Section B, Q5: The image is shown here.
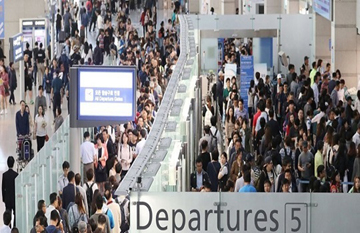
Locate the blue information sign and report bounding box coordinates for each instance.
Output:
[0,0,4,39]
[313,0,331,21]
[9,33,23,63]
[77,67,137,122]
[240,56,254,110]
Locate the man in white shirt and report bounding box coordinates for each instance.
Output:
[0,211,11,233]
[96,10,104,31]
[57,161,70,196]
[135,129,147,156]
[81,131,96,182]
[105,189,121,233]
[311,73,320,107]
[45,193,61,226]
[352,124,360,147]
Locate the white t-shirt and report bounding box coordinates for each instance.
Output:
[136,138,146,155]
[0,225,11,233]
[35,114,47,137]
[81,140,96,164]
[83,181,99,194]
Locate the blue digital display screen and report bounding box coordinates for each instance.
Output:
[77,67,136,122]
[313,0,332,21]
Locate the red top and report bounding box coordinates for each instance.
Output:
[253,110,261,128]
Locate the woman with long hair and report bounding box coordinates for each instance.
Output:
[68,192,88,228]
[118,132,132,179]
[225,106,235,146]
[316,117,326,144]
[348,176,360,193]
[330,170,342,193]
[0,65,9,114]
[94,134,108,193]
[34,105,47,152]
[352,144,360,182]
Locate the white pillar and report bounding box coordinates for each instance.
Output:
[286,0,299,14]
[221,0,236,15]
[265,0,282,14]
[313,13,331,63]
[331,0,358,88]
[70,128,81,174]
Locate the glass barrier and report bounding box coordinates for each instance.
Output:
[15,116,71,233]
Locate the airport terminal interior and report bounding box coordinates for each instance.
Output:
[0,0,360,232]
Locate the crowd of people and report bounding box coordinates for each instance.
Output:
[5,0,183,232]
[194,38,360,194]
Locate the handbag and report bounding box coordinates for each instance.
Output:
[45,134,49,142]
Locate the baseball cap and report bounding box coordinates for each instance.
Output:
[277,74,282,79]
[78,221,87,232]
[218,71,224,76]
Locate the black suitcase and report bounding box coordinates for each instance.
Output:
[59,31,66,43]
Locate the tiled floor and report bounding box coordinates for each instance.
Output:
[0,8,173,226]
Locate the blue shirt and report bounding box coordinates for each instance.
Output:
[45,225,61,233]
[15,110,29,136]
[196,172,203,190]
[52,78,63,94]
[239,184,257,193]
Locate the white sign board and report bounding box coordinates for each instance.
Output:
[131,192,360,232]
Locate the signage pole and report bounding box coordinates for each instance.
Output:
[19,60,24,102]
[50,19,54,60]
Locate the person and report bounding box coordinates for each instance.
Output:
[55,9,62,41]
[218,152,229,191]
[314,140,324,177]
[93,214,107,233]
[51,70,62,119]
[45,193,61,226]
[23,54,34,104]
[56,197,70,233]
[75,173,89,215]
[57,161,70,196]
[1,157,18,223]
[62,171,79,210]
[135,129,146,156]
[118,132,132,179]
[43,66,52,108]
[330,81,340,107]
[36,43,46,86]
[239,170,257,192]
[0,65,10,114]
[78,221,87,233]
[32,200,46,227]
[104,188,121,233]
[95,134,108,193]
[90,195,111,233]
[54,108,64,132]
[348,176,360,193]
[352,144,360,182]
[83,169,99,216]
[68,192,87,230]
[352,123,360,148]
[298,141,314,192]
[34,85,47,115]
[281,179,290,193]
[30,216,47,233]
[330,170,342,193]
[34,105,47,152]
[8,62,17,105]
[0,211,11,233]
[216,71,224,116]
[317,165,326,182]
[225,106,235,146]
[46,210,61,233]
[198,140,211,172]
[81,131,96,183]
[206,150,221,192]
[190,157,211,192]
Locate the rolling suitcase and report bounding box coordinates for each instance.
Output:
[59,31,66,43]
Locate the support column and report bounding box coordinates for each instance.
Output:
[331,0,358,88]
[265,0,282,14]
[286,0,299,14]
[70,128,81,174]
[313,13,331,63]
[221,0,236,15]
[189,0,200,13]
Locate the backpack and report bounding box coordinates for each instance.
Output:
[70,205,87,233]
[85,182,95,214]
[115,198,130,232]
[209,129,218,152]
[326,147,337,178]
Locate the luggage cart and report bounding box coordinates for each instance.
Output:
[16,134,34,173]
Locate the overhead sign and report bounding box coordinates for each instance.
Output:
[9,33,24,63]
[131,192,360,233]
[240,55,254,109]
[313,0,332,20]
[0,0,4,39]
[70,66,137,128]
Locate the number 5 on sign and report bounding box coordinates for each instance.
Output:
[284,203,308,233]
